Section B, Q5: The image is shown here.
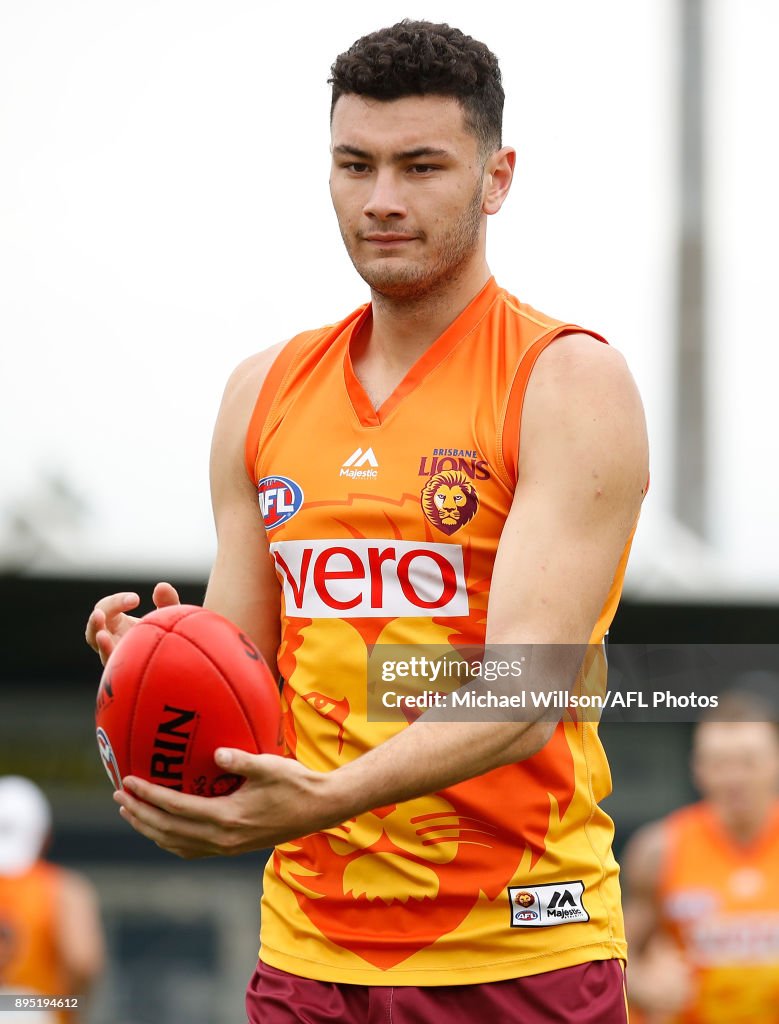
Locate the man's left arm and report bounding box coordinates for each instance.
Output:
[115,334,648,856]
[320,333,649,807]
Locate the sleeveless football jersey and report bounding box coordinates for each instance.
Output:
[657,801,779,1023]
[245,276,637,984]
[0,862,71,1024]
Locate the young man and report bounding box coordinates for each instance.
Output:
[86,20,648,1022]
[623,695,779,1023]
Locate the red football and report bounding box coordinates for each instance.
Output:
[95,605,282,796]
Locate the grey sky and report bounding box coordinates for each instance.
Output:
[1,1,776,598]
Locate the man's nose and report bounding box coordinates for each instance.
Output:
[362,169,407,220]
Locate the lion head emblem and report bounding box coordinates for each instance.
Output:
[421,470,479,535]
[514,890,535,908]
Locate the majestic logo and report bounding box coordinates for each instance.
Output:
[421,470,479,535]
[270,538,468,618]
[257,475,304,530]
[341,448,378,479]
[96,727,123,790]
[508,881,589,928]
[547,890,579,916]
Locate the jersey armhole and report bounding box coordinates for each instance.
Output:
[243,334,313,485]
[497,326,608,491]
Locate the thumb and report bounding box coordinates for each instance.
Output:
[153,581,180,608]
[214,747,278,776]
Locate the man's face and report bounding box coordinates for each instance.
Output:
[329,94,488,301]
[692,721,779,819]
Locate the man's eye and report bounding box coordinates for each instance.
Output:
[345,163,370,173]
[409,164,437,174]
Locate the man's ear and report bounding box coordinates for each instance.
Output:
[483,146,516,215]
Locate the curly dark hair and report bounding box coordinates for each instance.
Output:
[329,20,503,155]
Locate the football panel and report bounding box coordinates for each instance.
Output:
[129,631,259,794]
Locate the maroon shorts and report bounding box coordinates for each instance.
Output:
[246,958,627,1023]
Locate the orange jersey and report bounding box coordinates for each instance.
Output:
[245,277,636,984]
[656,801,779,1023]
[0,862,71,1024]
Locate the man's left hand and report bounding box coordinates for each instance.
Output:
[113,749,336,858]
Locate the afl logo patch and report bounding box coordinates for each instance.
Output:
[258,475,304,530]
[96,727,123,790]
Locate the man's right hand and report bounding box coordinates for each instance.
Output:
[85,582,180,666]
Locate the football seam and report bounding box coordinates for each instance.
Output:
[128,625,177,777]
[171,628,263,757]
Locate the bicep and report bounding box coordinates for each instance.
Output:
[204,492,281,673]
[205,346,285,671]
[487,337,648,645]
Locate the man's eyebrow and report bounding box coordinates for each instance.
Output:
[332,144,451,162]
[395,146,451,160]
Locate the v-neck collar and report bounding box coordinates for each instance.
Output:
[343,276,500,428]
[703,800,779,860]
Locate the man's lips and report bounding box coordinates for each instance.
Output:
[362,234,419,245]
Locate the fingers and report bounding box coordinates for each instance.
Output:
[153,581,181,608]
[114,787,221,857]
[85,608,106,651]
[85,593,138,653]
[115,779,231,858]
[86,589,177,662]
[98,592,140,617]
[119,777,217,822]
[95,628,116,667]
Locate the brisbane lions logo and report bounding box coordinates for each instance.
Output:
[514,890,535,908]
[420,470,479,535]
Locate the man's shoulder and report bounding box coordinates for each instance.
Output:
[624,802,706,878]
[496,288,572,333]
[622,817,671,895]
[494,288,618,371]
[521,331,647,466]
[230,302,370,396]
[220,342,288,417]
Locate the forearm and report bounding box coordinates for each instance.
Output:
[322,642,582,825]
[325,714,551,825]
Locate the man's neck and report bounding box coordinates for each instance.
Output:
[366,260,492,371]
[713,800,776,846]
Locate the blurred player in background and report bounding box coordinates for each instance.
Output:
[1,921,54,1022]
[623,692,779,1023]
[86,19,648,1023]
[0,776,105,1024]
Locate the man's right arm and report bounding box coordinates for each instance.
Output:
[55,869,106,999]
[203,343,286,672]
[622,820,694,1015]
